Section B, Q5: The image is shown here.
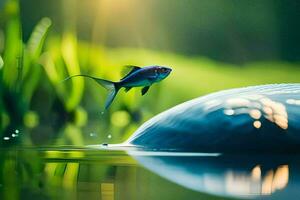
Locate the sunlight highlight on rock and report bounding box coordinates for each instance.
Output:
[204,99,222,111]
[225,95,288,130]
[226,98,251,107]
[263,106,273,115]
[286,99,300,106]
[253,121,261,129]
[224,109,234,116]
[250,109,262,119]
[260,98,288,130]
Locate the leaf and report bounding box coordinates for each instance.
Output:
[21,18,52,103]
[2,3,21,89]
[27,17,52,60]
[61,32,84,111]
[0,55,3,69]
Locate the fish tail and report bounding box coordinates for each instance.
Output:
[62,74,120,109]
[93,78,121,110]
[104,86,119,109]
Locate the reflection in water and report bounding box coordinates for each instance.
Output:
[262,170,274,195]
[130,152,299,199]
[0,149,134,200]
[251,165,261,180]
[273,165,289,191]
[101,183,114,200]
[1,148,300,200]
[225,164,288,196]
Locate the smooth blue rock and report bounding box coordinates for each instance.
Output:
[125,84,300,153]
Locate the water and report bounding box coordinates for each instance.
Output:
[1,147,300,200]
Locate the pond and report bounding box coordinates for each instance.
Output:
[0,146,299,200]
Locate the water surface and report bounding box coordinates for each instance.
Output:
[1,147,299,200]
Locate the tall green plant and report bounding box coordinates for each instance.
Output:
[21,17,51,103]
[41,33,84,112]
[0,0,53,145]
[1,0,21,91]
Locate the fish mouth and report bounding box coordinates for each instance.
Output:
[158,66,172,76]
[166,67,172,74]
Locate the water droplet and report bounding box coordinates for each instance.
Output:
[89,132,97,137]
[107,134,112,139]
[3,137,10,141]
[12,133,18,137]
[101,111,105,115]
[15,129,19,134]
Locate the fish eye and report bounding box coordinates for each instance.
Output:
[159,68,166,73]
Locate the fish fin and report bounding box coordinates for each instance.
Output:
[104,86,119,110]
[62,74,114,90]
[61,74,119,109]
[141,86,150,96]
[121,65,141,80]
[93,79,120,110]
[125,87,132,92]
[124,65,141,71]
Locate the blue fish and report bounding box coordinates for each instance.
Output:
[64,65,172,109]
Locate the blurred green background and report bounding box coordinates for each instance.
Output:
[0,0,300,147]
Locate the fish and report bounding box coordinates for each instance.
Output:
[63,65,172,110]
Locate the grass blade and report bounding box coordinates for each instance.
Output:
[27,17,52,60]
